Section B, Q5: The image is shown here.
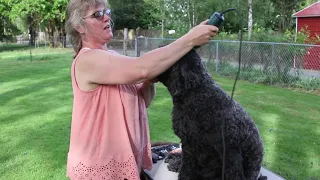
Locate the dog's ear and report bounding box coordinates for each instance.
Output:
[155,43,170,85]
[181,50,203,85]
[180,64,202,89]
[158,44,169,48]
[173,88,182,96]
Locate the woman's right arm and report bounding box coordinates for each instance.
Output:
[76,21,218,85]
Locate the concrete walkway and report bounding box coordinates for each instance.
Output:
[145,160,286,180]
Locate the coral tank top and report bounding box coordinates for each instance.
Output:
[66,48,152,180]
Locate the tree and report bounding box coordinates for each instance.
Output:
[248,0,253,40]
[270,0,305,32]
[3,0,46,46]
[144,0,167,37]
[40,0,68,47]
[1,0,68,47]
[0,0,21,42]
[1,0,317,46]
[109,0,158,30]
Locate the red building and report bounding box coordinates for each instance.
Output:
[293,1,320,39]
[293,1,320,70]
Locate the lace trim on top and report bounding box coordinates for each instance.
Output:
[68,144,152,180]
[68,155,139,180]
[133,143,153,171]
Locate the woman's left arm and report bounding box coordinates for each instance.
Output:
[139,80,156,108]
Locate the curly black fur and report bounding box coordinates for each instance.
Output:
[151,143,180,163]
[164,151,267,180]
[156,48,266,180]
[165,152,183,172]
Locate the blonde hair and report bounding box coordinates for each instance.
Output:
[65,0,109,57]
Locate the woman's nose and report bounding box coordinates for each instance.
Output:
[103,13,110,22]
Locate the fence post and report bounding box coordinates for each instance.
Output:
[29,36,33,62]
[271,43,275,85]
[135,37,140,57]
[145,37,148,51]
[215,42,220,73]
[123,28,128,55]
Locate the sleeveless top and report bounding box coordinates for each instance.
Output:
[66,48,153,180]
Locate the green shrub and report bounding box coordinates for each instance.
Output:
[206,60,320,91]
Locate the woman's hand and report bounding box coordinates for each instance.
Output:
[145,78,158,84]
[185,19,219,47]
[139,79,157,108]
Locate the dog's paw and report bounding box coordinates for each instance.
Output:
[158,44,169,48]
[165,151,182,163]
[258,174,268,180]
[164,152,183,173]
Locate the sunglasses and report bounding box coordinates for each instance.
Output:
[83,9,111,20]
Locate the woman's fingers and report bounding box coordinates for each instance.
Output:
[208,25,219,33]
[200,19,209,25]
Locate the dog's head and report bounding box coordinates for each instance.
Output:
[156,46,209,96]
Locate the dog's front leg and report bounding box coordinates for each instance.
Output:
[223,146,246,180]
[178,146,198,180]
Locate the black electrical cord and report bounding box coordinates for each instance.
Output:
[218,8,244,180]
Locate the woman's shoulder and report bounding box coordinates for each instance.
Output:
[107,49,120,55]
[75,48,115,61]
[79,49,120,58]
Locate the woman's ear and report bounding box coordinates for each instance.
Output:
[75,24,85,34]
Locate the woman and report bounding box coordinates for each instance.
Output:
[65,0,218,179]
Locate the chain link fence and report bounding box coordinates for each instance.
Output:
[134,37,320,91]
[3,35,318,91]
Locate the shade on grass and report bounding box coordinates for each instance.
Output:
[0,47,319,180]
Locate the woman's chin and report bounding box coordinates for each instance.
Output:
[106,34,113,41]
[104,31,113,39]
[101,33,113,41]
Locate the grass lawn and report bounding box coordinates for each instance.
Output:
[0,46,319,180]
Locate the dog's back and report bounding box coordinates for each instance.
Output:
[157,48,265,180]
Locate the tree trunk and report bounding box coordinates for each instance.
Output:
[59,7,67,48]
[57,20,66,48]
[161,19,164,38]
[187,0,191,29]
[161,0,165,38]
[46,22,55,48]
[28,26,37,46]
[191,0,195,27]
[248,0,253,40]
[62,24,66,48]
[27,15,36,46]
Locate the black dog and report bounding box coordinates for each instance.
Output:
[156,48,265,180]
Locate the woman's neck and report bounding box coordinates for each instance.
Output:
[82,40,107,50]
